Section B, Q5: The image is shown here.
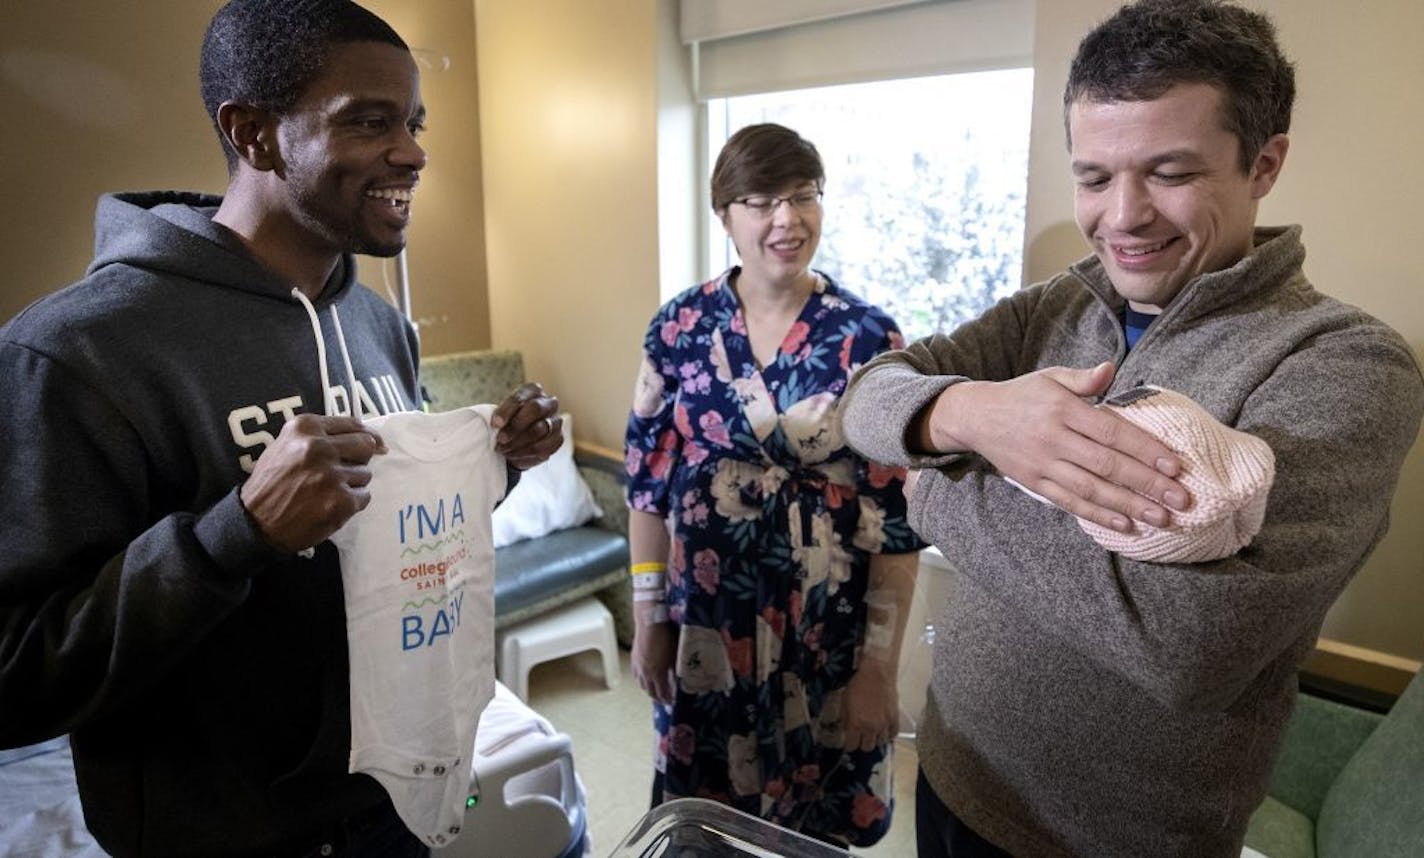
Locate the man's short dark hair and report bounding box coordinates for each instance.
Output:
[200,0,408,172]
[1064,0,1295,172]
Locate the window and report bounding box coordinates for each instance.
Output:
[705,68,1033,341]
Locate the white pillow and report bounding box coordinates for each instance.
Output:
[491,413,603,548]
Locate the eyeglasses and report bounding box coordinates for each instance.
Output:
[731,189,823,217]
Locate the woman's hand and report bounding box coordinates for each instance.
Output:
[841,660,899,752]
[632,620,678,705]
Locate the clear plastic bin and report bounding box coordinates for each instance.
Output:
[606,797,854,857]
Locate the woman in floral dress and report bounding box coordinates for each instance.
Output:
[624,123,923,847]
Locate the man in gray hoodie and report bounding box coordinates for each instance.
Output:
[839,1,1424,856]
[0,1,561,856]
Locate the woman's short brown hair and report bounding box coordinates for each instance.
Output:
[710,123,825,212]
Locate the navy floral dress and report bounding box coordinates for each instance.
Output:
[624,268,922,846]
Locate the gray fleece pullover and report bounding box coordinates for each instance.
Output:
[839,226,1423,857]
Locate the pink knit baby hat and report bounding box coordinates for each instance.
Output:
[1079,386,1275,563]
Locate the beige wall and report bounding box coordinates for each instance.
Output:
[657,0,702,304]
[474,0,662,449]
[1026,0,1424,661]
[1,0,492,355]
[361,0,490,354]
[0,1,228,320]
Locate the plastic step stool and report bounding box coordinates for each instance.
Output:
[495,597,620,701]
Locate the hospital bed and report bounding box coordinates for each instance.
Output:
[0,681,587,858]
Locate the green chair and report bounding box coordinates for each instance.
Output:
[1244,669,1424,857]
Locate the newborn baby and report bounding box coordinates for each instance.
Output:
[1076,386,1275,563]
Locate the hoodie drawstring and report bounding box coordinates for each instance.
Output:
[330,302,358,416]
[291,288,358,418]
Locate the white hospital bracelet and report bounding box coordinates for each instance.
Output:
[631,571,666,591]
[862,590,898,656]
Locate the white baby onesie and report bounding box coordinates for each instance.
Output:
[329,405,506,848]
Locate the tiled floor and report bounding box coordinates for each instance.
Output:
[526,648,922,857]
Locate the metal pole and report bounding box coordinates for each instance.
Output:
[395,247,413,322]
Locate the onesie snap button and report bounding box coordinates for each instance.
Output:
[412,763,425,775]
[433,764,446,776]
[318,845,334,856]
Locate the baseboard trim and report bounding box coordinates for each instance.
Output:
[1302,637,1420,700]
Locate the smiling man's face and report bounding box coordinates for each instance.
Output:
[1069,82,1286,311]
[275,40,427,259]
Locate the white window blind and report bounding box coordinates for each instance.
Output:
[681,0,1034,100]
[679,0,932,43]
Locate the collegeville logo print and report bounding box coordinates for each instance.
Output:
[397,492,468,652]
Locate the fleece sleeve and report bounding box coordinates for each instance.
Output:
[840,286,1039,468]
[906,323,1424,712]
[0,342,275,745]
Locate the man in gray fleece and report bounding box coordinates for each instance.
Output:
[839,1,1424,856]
